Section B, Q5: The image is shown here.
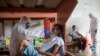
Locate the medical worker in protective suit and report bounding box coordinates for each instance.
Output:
[89,13,98,51]
[9,16,41,56]
[9,16,65,56]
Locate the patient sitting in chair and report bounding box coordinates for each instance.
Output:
[21,24,65,56]
[69,25,86,52]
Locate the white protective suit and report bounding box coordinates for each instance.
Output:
[89,13,98,45]
[9,16,39,56]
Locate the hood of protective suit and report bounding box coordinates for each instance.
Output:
[19,16,31,25]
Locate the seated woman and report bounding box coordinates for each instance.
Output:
[21,24,65,56]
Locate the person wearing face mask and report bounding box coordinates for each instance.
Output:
[22,24,65,56]
[38,24,65,56]
[9,16,40,56]
[22,23,65,56]
[9,16,64,56]
[9,16,66,56]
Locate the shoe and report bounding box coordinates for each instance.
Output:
[90,45,96,52]
[92,48,96,52]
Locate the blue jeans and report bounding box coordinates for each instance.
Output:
[24,44,42,56]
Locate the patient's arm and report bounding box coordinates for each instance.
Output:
[37,44,59,56]
[51,44,60,55]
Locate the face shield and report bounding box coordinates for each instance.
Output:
[19,16,31,29]
[25,22,31,29]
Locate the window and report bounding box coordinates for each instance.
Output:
[4,20,13,38]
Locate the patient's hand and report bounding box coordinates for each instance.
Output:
[36,47,42,52]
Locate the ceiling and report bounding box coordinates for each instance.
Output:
[0,0,62,8]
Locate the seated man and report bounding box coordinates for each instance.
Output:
[69,25,86,51]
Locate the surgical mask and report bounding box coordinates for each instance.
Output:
[50,33,55,38]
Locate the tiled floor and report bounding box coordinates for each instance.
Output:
[69,41,100,56]
[1,40,100,56]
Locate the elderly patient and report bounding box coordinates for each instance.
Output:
[9,16,65,56]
